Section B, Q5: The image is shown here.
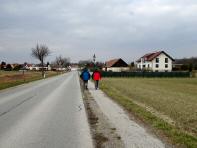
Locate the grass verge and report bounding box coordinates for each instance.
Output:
[100,79,197,148]
[0,71,60,90]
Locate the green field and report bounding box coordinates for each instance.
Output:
[0,70,59,90]
[100,78,197,147]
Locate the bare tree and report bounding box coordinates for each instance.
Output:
[63,57,70,67]
[56,56,70,68]
[55,56,65,70]
[54,56,71,72]
[31,44,50,77]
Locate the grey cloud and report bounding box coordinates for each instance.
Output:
[0,0,197,63]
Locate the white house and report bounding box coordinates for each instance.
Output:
[27,64,51,71]
[136,51,174,72]
[103,58,129,72]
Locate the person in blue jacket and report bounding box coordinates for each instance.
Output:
[80,67,91,90]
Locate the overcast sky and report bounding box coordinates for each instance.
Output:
[0,0,197,63]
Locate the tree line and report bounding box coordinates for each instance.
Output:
[174,57,197,71]
[78,60,104,71]
[0,44,71,78]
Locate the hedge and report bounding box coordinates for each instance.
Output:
[101,71,190,78]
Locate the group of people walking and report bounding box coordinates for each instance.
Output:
[80,68,101,90]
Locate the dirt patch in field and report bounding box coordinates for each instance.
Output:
[0,71,56,83]
[0,74,26,83]
[0,71,40,80]
[82,89,124,148]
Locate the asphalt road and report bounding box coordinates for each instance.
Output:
[0,71,93,148]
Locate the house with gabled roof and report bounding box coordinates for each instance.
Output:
[103,58,129,72]
[26,64,51,71]
[136,51,174,72]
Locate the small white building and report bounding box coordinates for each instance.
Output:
[28,64,51,71]
[103,58,129,72]
[136,51,174,72]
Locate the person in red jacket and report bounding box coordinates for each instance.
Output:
[92,69,102,90]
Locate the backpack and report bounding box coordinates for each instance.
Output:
[93,71,101,80]
[82,71,90,81]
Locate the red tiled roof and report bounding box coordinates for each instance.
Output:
[105,59,120,68]
[105,58,128,68]
[136,51,174,62]
[27,64,33,67]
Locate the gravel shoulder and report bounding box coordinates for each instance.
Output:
[81,83,124,148]
[87,81,171,148]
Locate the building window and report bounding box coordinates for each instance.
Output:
[165,64,168,68]
[147,64,150,68]
[165,58,168,63]
[156,58,159,63]
[143,65,146,68]
[156,64,159,68]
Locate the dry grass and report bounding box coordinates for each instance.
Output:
[100,78,197,147]
[0,70,59,90]
[101,78,197,135]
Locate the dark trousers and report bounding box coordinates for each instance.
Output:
[95,80,99,89]
[83,80,88,90]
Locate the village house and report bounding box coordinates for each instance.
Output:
[136,51,174,72]
[12,63,20,68]
[103,58,129,72]
[27,64,51,71]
